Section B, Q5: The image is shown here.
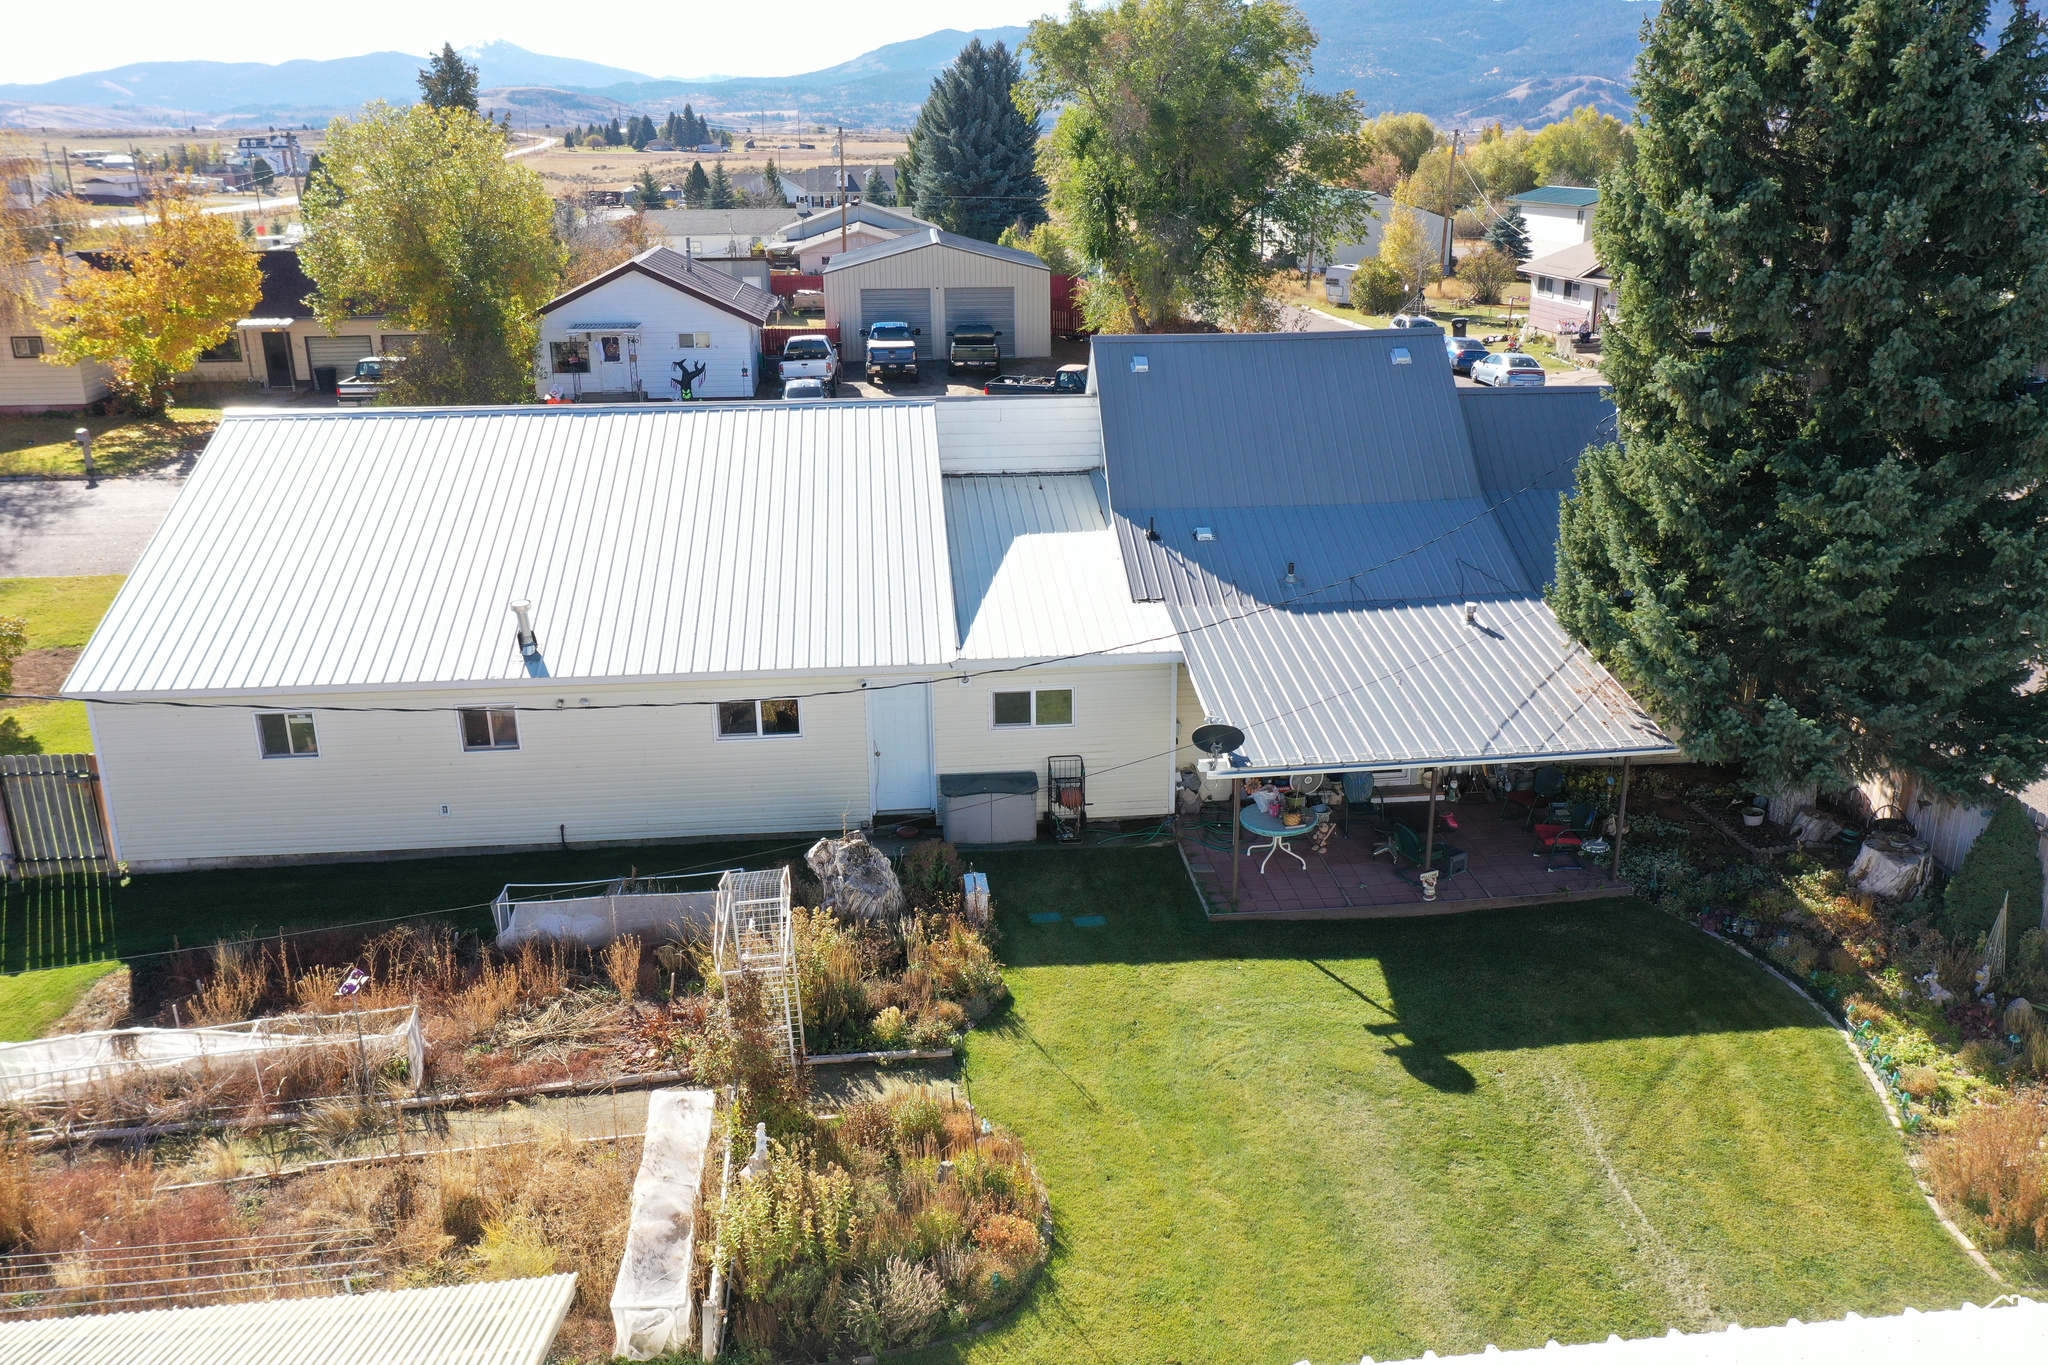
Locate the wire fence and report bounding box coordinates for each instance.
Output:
[0,1227,382,1317]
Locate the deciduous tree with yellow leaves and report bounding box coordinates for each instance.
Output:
[40,192,260,415]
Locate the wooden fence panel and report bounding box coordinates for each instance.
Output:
[0,754,111,878]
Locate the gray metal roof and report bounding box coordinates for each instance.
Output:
[943,473,1176,661]
[641,208,792,240]
[820,228,1048,275]
[67,404,955,695]
[1512,185,1602,207]
[541,247,777,325]
[780,205,935,243]
[0,1274,576,1365]
[1462,388,1616,588]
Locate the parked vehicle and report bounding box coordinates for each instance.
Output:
[1471,352,1547,387]
[778,334,839,395]
[1443,338,1490,375]
[1389,313,1441,331]
[1323,264,1356,307]
[862,321,921,383]
[947,324,1002,377]
[783,377,827,401]
[336,355,403,406]
[983,365,1087,396]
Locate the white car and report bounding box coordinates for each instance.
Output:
[783,377,828,401]
[1471,352,1547,387]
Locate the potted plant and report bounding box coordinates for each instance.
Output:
[1283,792,1306,827]
[1743,806,1766,827]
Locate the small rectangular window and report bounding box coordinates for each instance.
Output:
[257,711,318,757]
[1537,277,1556,297]
[992,689,1073,728]
[198,335,241,362]
[9,336,43,359]
[718,698,801,739]
[550,339,590,374]
[678,332,712,348]
[459,706,519,750]
[1564,280,1582,300]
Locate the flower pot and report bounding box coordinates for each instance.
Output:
[1742,809,1765,827]
[1282,811,1303,827]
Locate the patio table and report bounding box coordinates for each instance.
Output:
[1241,807,1323,872]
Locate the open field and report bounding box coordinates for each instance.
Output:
[928,848,1993,1364]
[520,128,907,195]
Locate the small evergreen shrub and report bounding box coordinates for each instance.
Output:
[1941,799,2042,947]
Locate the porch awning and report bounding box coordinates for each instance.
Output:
[564,321,641,331]
[1171,593,1677,776]
[236,317,296,328]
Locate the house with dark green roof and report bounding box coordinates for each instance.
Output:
[1508,185,1600,259]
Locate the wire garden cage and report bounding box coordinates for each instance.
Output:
[711,866,804,1069]
[1048,756,1086,842]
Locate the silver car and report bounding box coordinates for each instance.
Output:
[1471,352,1547,387]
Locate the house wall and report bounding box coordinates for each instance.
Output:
[1525,275,1599,335]
[0,339,109,412]
[537,273,762,400]
[209,321,400,388]
[1518,202,1596,260]
[1323,196,1447,267]
[88,676,878,870]
[931,662,1179,819]
[825,248,1052,361]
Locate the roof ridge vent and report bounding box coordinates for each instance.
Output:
[510,599,549,678]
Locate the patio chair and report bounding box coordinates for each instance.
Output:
[1389,821,1466,882]
[1341,771,1394,858]
[1500,766,1565,826]
[1531,803,1601,870]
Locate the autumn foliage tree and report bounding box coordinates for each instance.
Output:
[41,192,260,414]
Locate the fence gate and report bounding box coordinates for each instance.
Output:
[0,754,111,878]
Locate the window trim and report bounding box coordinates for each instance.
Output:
[990,688,1076,730]
[716,697,804,740]
[458,705,521,752]
[255,711,319,759]
[677,332,712,348]
[549,339,590,374]
[9,336,44,360]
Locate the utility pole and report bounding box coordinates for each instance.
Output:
[838,125,848,256]
[1438,127,1463,281]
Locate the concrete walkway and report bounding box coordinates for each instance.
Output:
[0,475,186,577]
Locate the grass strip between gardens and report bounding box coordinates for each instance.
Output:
[914,846,1995,1365]
[0,959,118,1041]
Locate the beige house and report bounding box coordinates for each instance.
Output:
[823,229,1051,363]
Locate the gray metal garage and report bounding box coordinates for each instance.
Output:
[823,228,1051,362]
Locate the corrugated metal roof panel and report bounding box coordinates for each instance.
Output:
[0,1273,576,1365]
[944,474,1176,660]
[820,227,1049,274]
[67,404,954,695]
[1460,387,1614,493]
[1171,595,1675,772]
[1511,186,1602,207]
[1090,332,1481,509]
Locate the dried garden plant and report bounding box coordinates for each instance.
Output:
[192,939,267,1024]
[603,935,644,1002]
[1924,1091,2048,1248]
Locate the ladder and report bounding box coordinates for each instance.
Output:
[712,868,803,1069]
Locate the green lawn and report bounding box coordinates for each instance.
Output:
[0,959,118,1040]
[927,848,1993,1364]
[0,405,224,477]
[0,575,124,756]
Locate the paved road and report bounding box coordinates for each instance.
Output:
[0,477,186,577]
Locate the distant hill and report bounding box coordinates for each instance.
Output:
[0,9,1661,132]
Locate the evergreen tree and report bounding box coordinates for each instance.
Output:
[417,43,479,112]
[1554,0,2048,796]
[633,167,667,208]
[760,159,785,206]
[663,112,681,144]
[628,116,649,151]
[606,118,624,146]
[568,124,582,147]
[1483,205,1530,261]
[682,105,703,144]
[907,38,1045,241]
[684,162,711,208]
[708,162,736,209]
[866,167,896,207]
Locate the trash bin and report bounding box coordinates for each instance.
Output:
[939,772,1040,844]
[313,365,339,394]
[1451,317,1467,337]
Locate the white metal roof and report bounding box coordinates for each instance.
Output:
[1369,1297,2044,1364]
[0,1273,577,1365]
[67,404,955,695]
[943,474,1176,662]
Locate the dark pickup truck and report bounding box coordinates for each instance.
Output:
[947,323,1002,377]
[983,365,1087,396]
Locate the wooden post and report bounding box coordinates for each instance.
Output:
[1229,778,1241,912]
[1611,758,1632,878]
[1422,767,1438,871]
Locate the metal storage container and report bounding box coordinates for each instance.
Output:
[939,771,1040,844]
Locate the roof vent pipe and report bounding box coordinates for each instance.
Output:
[510,600,550,678]
[1465,601,1478,625]
[1147,516,1159,542]
[1285,562,1298,584]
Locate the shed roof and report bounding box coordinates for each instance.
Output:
[779,204,934,243]
[820,228,1047,275]
[0,1274,576,1365]
[943,473,1176,661]
[1511,185,1602,208]
[1520,241,1605,283]
[541,246,777,325]
[67,403,955,696]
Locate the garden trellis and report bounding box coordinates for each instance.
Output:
[711,867,803,1068]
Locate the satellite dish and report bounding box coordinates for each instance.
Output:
[1191,723,1245,756]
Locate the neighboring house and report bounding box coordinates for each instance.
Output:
[536,245,778,400]
[190,248,405,392]
[67,330,1670,873]
[792,224,905,274]
[778,205,935,247]
[1,263,111,413]
[1520,242,1612,337]
[1509,186,1600,260]
[823,229,1050,362]
[641,208,793,261]
[748,164,899,209]
[1312,193,1447,268]
[72,175,148,205]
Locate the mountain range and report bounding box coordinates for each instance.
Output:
[0,3,1661,131]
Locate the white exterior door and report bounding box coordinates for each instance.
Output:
[868,681,934,813]
[595,334,630,391]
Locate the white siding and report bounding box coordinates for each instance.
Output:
[0,341,107,411]
[933,397,1103,473]
[931,662,1177,819]
[1325,195,1446,268]
[91,677,875,869]
[1519,203,1596,260]
[825,246,1051,360]
[537,273,762,400]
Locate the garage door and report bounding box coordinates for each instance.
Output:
[943,287,1017,357]
[858,288,934,358]
[305,334,375,379]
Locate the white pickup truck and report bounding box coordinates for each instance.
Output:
[777,334,840,396]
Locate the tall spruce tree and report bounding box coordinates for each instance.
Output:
[707,162,735,209]
[1483,206,1530,261]
[1554,0,2048,796]
[908,38,1046,241]
[683,162,711,207]
[417,43,479,112]
[761,160,785,205]
[867,167,896,207]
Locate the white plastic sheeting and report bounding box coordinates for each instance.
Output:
[495,890,719,951]
[0,1273,577,1365]
[0,1006,424,1105]
[610,1089,716,1360]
